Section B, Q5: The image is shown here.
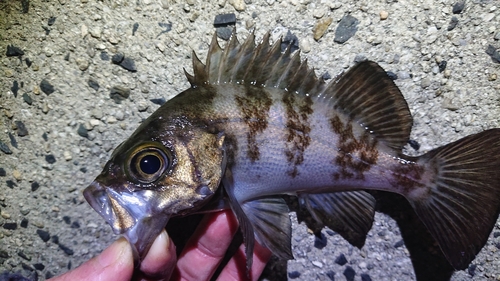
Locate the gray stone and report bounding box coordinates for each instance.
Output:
[334,15,359,44]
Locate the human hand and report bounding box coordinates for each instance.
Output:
[49,210,271,281]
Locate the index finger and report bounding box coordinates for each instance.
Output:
[172,210,239,281]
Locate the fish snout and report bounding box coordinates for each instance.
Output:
[83,181,170,262]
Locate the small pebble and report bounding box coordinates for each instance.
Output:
[361,273,373,281]
[326,270,335,281]
[281,31,299,53]
[132,23,139,36]
[0,141,12,154]
[468,264,477,276]
[448,16,459,31]
[314,232,327,249]
[110,86,131,103]
[40,79,55,95]
[394,239,405,248]
[33,263,45,271]
[408,139,420,150]
[45,154,56,164]
[48,17,56,26]
[63,151,72,161]
[12,170,21,181]
[9,133,18,148]
[334,15,359,44]
[335,253,348,265]
[313,17,333,41]
[228,0,245,11]
[214,13,236,27]
[63,216,71,224]
[3,222,18,230]
[486,45,500,63]
[452,1,465,14]
[343,266,356,281]
[119,57,137,72]
[312,260,323,268]
[58,243,74,255]
[489,73,497,81]
[379,11,388,20]
[11,81,19,97]
[15,121,29,136]
[6,180,17,188]
[1,210,11,219]
[216,27,233,41]
[6,45,24,57]
[77,124,89,138]
[151,98,166,105]
[22,93,33,105]
[438,60,447,72]
[17,251,30,261]
[288,271,300,279]
[20,218,28,228]
[88,78,100,91]
[36,229,50,242]
[421,77,431,88]
[31,181,40,192]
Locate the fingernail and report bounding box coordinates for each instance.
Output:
[99,237,131,268]
[148,230,169,257]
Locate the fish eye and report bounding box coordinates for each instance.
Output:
[128,146,170,183]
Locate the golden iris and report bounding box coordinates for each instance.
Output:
[128,144,170,183]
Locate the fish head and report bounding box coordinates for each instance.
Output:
[83,114,226,261]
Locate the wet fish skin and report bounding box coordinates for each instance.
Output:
[83,30,500,278]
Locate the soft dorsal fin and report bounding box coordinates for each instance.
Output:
[187,30,412,151]
[317,61,413,151]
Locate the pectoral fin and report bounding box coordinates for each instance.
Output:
[224,178,256,273]
[298,191,375,248]
[224,174,293,274]
[241,197,293,260]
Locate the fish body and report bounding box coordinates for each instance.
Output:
[84,31,500,276]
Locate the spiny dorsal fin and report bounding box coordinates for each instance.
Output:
[187,30,412,151]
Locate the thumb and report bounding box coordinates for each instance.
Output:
[49,237,134,281]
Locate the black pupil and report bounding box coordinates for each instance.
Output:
[139,154,162,175]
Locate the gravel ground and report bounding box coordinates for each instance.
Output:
[1,0,499,280]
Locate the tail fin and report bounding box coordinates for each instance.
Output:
[411,128,500,269]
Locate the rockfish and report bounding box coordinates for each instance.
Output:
[83,31,500,277]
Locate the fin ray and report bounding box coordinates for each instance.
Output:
[242,197,293,260]
[299,191,375,248]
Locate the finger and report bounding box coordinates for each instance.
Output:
[134,229,177,281]
[48,237,134,281]
[216,240,272,281]
[172,210,239,281]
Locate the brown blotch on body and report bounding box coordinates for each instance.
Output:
[282,92,314,178]
[235,86,273,162]
[330,115,379,181]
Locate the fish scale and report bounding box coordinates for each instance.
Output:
[83,30,500,280]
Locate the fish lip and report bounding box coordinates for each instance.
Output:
[83,182,122,234]
[83,181,170,261]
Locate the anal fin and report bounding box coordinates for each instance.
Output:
[298,191,376,248]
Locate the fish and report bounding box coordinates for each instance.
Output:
[83,30,500,278]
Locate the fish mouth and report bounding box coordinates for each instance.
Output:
[83,182,170,262]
